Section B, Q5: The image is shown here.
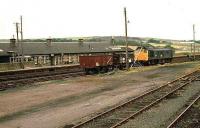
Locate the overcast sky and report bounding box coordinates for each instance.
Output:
[0,0,200,40]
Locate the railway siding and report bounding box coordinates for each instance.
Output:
[0,61,199,128]
[70,70,200,128]
[0,54,199,91]
[119,82,200,128]
[0,65,84,91]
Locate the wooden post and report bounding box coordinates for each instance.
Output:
[20,16,24,57]
[124,7,129,70]
[20,16,24,68]
[193,24,195,60]
[15,23,19,44]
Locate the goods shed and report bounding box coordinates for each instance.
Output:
[0,39,133,67]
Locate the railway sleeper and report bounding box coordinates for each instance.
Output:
[110,112,133,118]
[94,120,117,126]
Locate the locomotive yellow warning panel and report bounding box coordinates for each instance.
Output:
[134,49,148,61]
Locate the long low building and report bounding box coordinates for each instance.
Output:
[0,39,133,66]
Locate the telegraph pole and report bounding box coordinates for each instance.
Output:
[20,16,24,55]
[15,22,19,43]
[193,24,196,60]
[20,15,24,68]
[124,7,129,70]
[14,22,20,63]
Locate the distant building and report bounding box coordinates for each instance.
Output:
[179,41,194,44]
[0,38,133,66]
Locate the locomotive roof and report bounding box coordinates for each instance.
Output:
[147,48,172,51]
[136,46,172,51]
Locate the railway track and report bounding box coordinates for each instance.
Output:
[0,67,85,91]
[172,54,200,63]
[167,94,200,128]
[0,55,198,91]
[0,67,82,81]
[69,69,200,128]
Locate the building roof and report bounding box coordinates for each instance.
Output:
[0,41,133,56]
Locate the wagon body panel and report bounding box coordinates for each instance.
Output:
[79,55,113,69]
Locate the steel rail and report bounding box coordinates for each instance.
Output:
[167,94,200,128]
[0,68,82,81]
[0,70,85,90]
